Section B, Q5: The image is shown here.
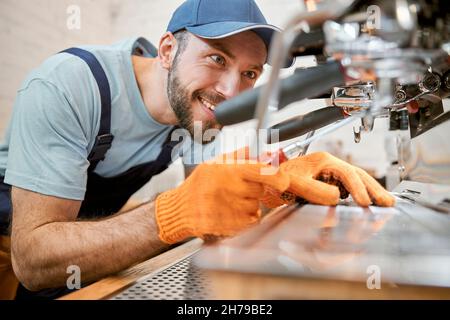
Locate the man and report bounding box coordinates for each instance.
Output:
[0,0,394,299]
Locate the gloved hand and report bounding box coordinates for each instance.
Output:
[261,152,395,208]
[155,162,290,244]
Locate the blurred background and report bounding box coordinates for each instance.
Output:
[0,0,416,200]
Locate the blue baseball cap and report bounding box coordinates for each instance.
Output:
[167,0,294,67]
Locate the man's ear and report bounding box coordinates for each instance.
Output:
[158,32,177,70]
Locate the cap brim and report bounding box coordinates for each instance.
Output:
[185,22,295,68]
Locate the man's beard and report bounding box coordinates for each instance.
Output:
[167,61,223,144]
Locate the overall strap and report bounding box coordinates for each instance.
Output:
[61,48,114,172]
[156,126,182,165]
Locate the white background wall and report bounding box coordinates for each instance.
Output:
[0,0,115,136]
[0,0,392,199]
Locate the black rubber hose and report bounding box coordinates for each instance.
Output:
[267,107,347,143]
[214,61,345,126]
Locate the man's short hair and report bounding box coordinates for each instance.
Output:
[173,30,190,58]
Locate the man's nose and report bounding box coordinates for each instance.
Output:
[215,71,241,100]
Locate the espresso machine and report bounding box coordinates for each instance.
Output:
[214,0,450,184]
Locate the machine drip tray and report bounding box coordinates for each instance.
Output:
[111,254,214,300]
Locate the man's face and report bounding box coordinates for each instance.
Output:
[167,31,267,140]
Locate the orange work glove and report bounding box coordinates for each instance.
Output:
[261,152,395,208]
[155,162,290,244]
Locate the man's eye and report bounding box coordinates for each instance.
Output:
[243,71,257,80]
[210,55,225,65]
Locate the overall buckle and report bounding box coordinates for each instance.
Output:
[88,134,115,162]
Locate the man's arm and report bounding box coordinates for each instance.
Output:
[10,187,169,291]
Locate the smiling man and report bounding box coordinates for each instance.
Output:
[0,0,394,300]
[140,29,266,136]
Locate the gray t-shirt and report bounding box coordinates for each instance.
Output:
[0,37,174,200]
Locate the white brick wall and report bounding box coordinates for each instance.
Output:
[0,0,114,137]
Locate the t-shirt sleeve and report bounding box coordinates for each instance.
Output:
[4,79,92,200]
